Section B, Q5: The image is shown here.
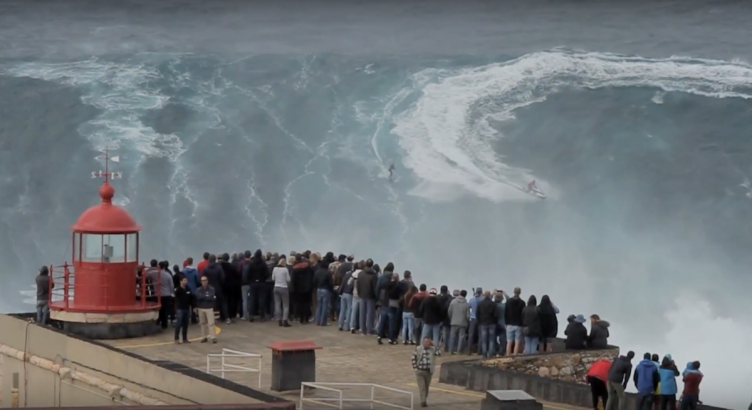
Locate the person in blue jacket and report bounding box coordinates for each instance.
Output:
[633,352,660,410]
[658,354,680,410]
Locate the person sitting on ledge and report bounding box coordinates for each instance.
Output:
[565,314,588,350]
[587,314,611,348]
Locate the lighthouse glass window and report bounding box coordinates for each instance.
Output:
[102,235,126,263]
[81,234,103,262]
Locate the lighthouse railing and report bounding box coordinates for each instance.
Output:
[48,262,74,309]
[48,262,162,311]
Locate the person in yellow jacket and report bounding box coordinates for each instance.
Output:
[651,354,661,410]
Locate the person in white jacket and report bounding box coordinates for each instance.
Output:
[348,262,363,333]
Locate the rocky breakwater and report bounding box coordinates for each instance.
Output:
[481,347,619,383]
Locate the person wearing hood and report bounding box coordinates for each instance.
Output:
[587,314,611,349]
[448,289,470,354]
[680,361,702,410]
[565,314,588,350]
[521,295,542,354]
[219,253,240,323]
[313,253,334,326]
[35,266,52,325]
[348,261,364,332]
[536,295,559,352]
[291,254,315,324]
[201,254,227,323]
[376,262,396,339]
[606,350,635,410]
[476,291,499,358]
[634,353,660,410]
[247,249,270,322]
[658,354,680,410]
[356,259,379,335]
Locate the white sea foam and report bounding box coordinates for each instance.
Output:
[392,49,752,203]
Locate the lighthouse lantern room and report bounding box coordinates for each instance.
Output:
[48,150,161,339]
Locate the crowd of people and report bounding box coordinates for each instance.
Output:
[586,351,703,410]
[34,248,714,409]
[134,249,613,357]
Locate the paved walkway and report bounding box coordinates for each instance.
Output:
[104,320,584,410]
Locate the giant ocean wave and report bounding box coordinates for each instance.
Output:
[1,49,751,408]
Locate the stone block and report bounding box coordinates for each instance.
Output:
[481,390,543,410]
[269,340,321,392]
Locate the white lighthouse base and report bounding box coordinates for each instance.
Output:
[51,310,160,339]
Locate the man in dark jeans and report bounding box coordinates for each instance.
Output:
[247,250,270,321]
[173,276,192,344]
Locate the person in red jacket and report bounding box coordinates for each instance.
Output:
[680,361,702,410]
[197,252,210,275]
[587,358,613,410]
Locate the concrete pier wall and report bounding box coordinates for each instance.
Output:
[0,313,292,408]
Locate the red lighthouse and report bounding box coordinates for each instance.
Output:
[48,150,162,339]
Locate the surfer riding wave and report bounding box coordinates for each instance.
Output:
[527,180,546,199]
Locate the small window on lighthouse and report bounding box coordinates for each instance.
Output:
[102,235,126,263]
[126,233,137,262]
[82,234,103,262]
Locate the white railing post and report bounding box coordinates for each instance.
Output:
[339,389,343,410]
[370,384,375,409]
[300,384,305,410]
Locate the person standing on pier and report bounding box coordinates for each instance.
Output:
[195,276,218,344]
[411,337,437,408]
[173,276,192,344]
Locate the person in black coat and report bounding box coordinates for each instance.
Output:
[313,259,334,326]
[565,314,588,350]
[419,289,444,354]
[521,295,542,354]
[219,253,241,322]
[290,254,315,324]
[246,249,270,321]
[536,294,559,352]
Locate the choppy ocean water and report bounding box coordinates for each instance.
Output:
[0,0,751,407]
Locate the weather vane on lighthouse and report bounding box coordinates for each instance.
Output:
[91,147,123,183]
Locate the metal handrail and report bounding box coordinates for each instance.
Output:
[206,348,262,388]
[299,382,413,410]
[47,261,162,310]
